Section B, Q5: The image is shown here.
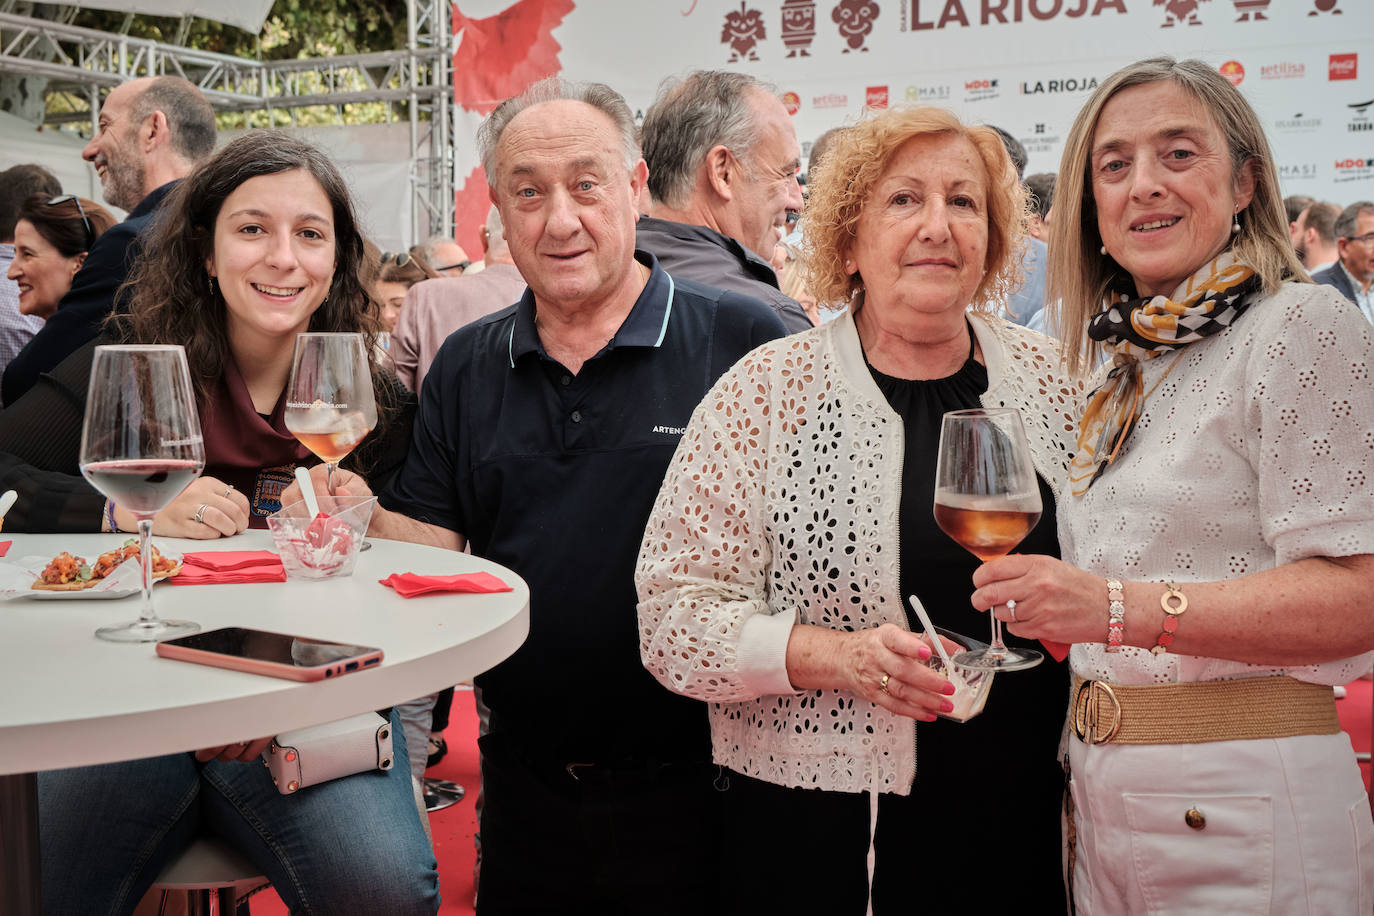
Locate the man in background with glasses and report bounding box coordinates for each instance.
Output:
[0,164,60,376]
[1313,201,1374,322]
[1,76,215,406]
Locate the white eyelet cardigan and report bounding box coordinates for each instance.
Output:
[635,306,1084,795]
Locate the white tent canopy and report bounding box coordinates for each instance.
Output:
[0,111,116,216]
[61,0,273,33]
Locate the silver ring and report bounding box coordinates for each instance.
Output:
[193,504,209,524]
[1007,599,1017,622]
[222,485,235,498]
[879,673,891,694]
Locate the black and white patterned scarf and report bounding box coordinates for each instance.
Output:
[1069,252,1262,495]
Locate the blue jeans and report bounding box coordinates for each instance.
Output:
[37,709,439,916]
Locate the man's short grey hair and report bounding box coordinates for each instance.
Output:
[1303,201,1340,245]
[128,76,216,163]
[641,71,775,209]
[1336,201,1374,240]
[416,235,460,262]
[1284,194,1315,225]
[476,77,639,179]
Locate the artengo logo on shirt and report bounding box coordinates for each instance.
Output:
[652,425,687,436]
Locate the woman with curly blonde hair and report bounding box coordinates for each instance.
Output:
[635,105,1083,912]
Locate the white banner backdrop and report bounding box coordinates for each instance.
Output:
[449,0,1373,253]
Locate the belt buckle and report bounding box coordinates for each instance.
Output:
[1073,679,1122,745]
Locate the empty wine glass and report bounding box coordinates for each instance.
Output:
[283,333,377,495]
[80,345,205,642]
[933,407,1044,672]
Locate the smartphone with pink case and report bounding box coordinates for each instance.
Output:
[156,626,382,681]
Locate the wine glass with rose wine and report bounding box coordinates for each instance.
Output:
[933,407,1044,672]
[284,333,377,495]
[79,345,205,642]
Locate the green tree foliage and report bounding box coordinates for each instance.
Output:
[58,1,419,127]
[68,1,409,60]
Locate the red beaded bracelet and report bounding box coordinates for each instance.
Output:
[1151,581,1188,655]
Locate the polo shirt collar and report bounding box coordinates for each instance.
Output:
[507,250,675,367]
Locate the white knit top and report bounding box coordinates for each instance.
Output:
[635,307,1084,794]
[1063,281,1374,686]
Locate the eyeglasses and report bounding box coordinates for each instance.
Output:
[433,260,471,273]
[381,251,412,268]
[47,195,93,248]
[1344,232,1374,245]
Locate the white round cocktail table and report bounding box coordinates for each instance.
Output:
[0,530,529,916]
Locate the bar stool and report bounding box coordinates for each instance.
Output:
[148,836,269,916]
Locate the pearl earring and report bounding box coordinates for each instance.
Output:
[1231,209,1241,234]
[1100,244,1107,256]
[844,259,855,272]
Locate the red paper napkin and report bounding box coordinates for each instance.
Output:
[0,540,10,557]
[379,571,512,598]
[165,550,286,585]
[181,550,281,572]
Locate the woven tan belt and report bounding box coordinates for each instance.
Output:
[1071,675,1340,746]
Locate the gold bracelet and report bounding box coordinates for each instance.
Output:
[1150,581,1188,655]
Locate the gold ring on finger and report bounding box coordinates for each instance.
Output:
[879,673,890,694]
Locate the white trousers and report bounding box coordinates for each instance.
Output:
[1068,732,1373,915]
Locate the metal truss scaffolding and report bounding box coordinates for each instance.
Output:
[0,0,452,239]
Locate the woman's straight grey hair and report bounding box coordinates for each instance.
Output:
[1047,56,1306,375]
[640,71,769,209]
[476,77,640,178]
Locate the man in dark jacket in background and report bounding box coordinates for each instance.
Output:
[2,76,215,405]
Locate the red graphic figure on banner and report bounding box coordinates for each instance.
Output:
[722,3,766,62]
[1156,0,1208,27]
[832,0,879,52]
[450,0,575,115]
[1309,0,1341,14]
[1232,0,1269,19]
[781,0,816,57]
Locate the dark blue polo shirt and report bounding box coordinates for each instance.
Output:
[381,251,785,761]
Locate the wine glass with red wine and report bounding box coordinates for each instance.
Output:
[283,333,377,496]
[933,407,1044,672]
[80,345,205,642]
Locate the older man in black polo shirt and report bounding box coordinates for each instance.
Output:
[317,78,784,912]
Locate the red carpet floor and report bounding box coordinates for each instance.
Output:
[251,681,1370,915]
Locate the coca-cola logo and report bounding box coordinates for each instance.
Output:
[866,85,890,108]
[1330,53,1357,80]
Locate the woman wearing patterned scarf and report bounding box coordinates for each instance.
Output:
[975,56,1374,912]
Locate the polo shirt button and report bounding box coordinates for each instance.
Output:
[560,375,571,386]
[571,410,582,423]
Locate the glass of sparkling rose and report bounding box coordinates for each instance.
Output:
[933,407,1044,672]
[284,333,377,495]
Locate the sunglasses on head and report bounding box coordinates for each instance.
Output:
[47,195,93,248]
[381,250,412,268]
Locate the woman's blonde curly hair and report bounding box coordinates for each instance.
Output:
[803,106,1028,314]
